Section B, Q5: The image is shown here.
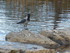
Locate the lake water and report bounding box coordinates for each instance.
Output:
[0,0,70,53]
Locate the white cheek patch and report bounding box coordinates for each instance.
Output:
[25,16,28,19]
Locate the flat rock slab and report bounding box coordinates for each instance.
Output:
[0,41,56,53]
[6,30,59,49]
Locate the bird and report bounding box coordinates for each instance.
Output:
[17,13,30,27]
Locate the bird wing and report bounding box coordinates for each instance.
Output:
[17,19,26,24]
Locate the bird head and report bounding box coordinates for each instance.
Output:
[27,13,30,21]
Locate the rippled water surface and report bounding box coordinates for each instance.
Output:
[0,0,70,52]
[0,0,70,39]
[0,0,70,38]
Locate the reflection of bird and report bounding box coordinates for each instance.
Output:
[17,14,30,27]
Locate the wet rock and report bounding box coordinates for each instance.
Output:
[40,30,68,45]
[0,41,56,53]
[6,30,59,49]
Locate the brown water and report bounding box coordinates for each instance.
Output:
[0,0,70,53]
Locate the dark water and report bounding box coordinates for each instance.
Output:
[0,0,70,52]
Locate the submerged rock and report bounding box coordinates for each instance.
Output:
[0,41,56,53]
[6,30,59,49]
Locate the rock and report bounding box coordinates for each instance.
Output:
[25,49,56,53]
[6,30,59,49]
[56,45,70,53]
[40,30,68,45]
[0,41,56,53]
[54,29,70,44]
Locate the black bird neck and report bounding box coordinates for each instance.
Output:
[27,14,30,21]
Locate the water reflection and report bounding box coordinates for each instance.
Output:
[0,0,70,53]
[0,0,70,38]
